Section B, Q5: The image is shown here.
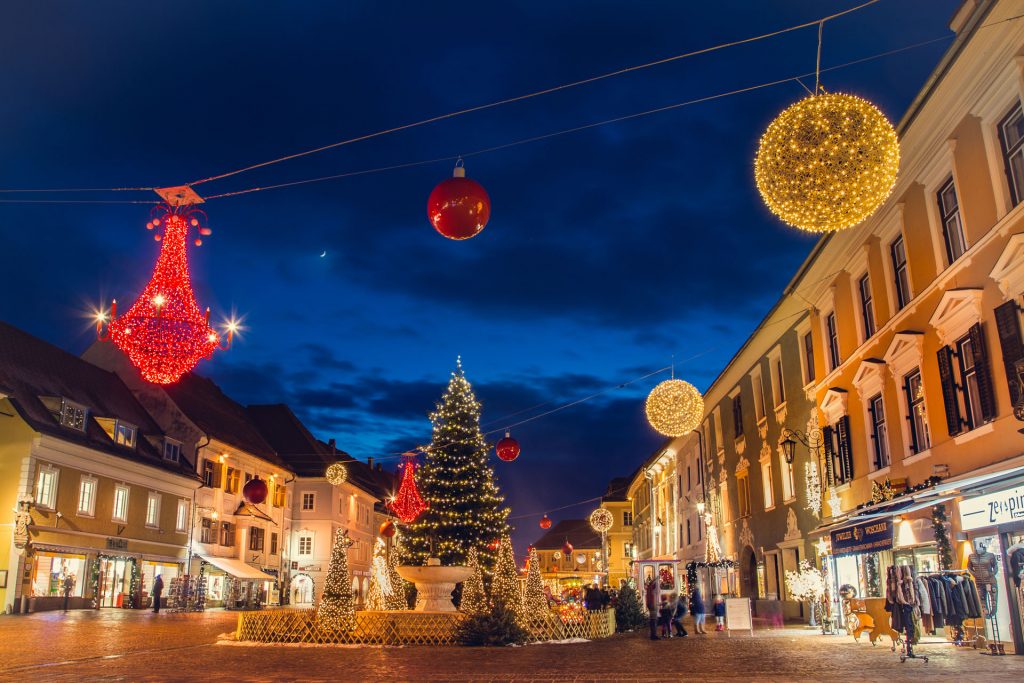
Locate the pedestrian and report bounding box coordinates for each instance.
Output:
[658,594,674,638]
[585,582,602,611]
[713,593,726,631]
[672,592,689,636]
[600,586,611,610]
[690,587,706,634]
[62,574,75,612]
[152,574,164,613]
[644,577,661,640]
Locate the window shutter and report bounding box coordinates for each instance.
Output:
[969,323,997,423]
[822,425,835,487]
[867,400,879,470]
[903,376,919,453]
[936,346,963,436]
[994,300,1024,409]
[837,416,854,483]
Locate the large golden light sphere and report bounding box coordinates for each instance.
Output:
[645,379,703,437]
[325,462,348,485]
[755,92,900,233]
[589,507,614,534]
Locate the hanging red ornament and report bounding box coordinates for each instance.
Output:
[379,520,397,538]
[487,539,500,552]
[98,205,233,385]
[539,514,552,529]
[389,455,428,523]
[527,544,535,554]
[427,161,491,240]
[562,540,574,556]
[242,476,269,505]
[495,431,520,462]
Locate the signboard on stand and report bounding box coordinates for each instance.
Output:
[725,597,753,636]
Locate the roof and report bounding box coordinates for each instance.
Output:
[602,476,631,502]
[532,519,602,550]
[162,373,284,467]
[246,404,345,477]
[0,319,197,478]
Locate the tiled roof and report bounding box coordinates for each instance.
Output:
[246,404,342,477]
[532,519,602,550]
[0,319,197,478]
[162,373,284,467]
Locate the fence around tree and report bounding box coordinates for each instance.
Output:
[235,608,616,646]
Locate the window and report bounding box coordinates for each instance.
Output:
[302,493,315,511]
[59,399,88,431]
[200,518,215,544]
[249,527,265,551]
[145,491,161,528]
[298,535,313,556]
[779,451,795,502]
[891,236,911,311]
[623,542,634,559]
[752,371,767,421]
[774,357,786,404]
[937,178,967,264]
[737,473,751,518]
[34,465,59,509]
[998,102,1024,206]
[826,312,840,371]
[273,482,286,508]
[175,499,189,533]
[163,439,182,463]
[77,476,97,516]
[802,332,816,384]
[202,460,215,487]
[760,458,774,510]
[686,519,692,545]
[732,393,744,438]
[112,484,130,522]
[903,369,930,454]
[823,417,854,486]
[868,395,890,470]
[957,333,985,431]
[858,274,875,340]
[623,511,633,527]
[719,481,730,524]
[112,421,136,447]
[270,532,279,555]
[225,468,240,494]
[220,522,235,546]
[686,465,692,492]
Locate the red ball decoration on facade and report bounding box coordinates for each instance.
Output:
[427,162,491,240]
[495,431,520,462]
[389,455,429,524]
[562,540,574,556]
[242,476,269,505]
[539,514,552,529]
[379,520,396,538]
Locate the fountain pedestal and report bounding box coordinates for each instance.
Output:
[397,558,472,612]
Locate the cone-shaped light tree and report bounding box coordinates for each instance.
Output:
[365,538,389,611]
[385,534,409,610]
[459,546,489,615]
[522,546,549,626]
[402,358,511,568]
[490,535,523,620]
[317,529,356,630]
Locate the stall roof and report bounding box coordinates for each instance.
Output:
[199,555,272,580]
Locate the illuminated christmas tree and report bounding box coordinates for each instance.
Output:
[402,359,511,568]
[460,546,488,615]
[317,529,356,630]
[489,536,523,620]
[385,536,409,610]
[365,538,389,611]
[522,546,550,627]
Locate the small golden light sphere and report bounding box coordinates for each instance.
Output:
[589,507,614,534]
[325,462,348,485]
[755,92,900,233]
[645,379,703,437]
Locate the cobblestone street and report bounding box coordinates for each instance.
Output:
[1,610,1022,682]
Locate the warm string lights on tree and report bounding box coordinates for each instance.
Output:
[365,538,391,611]
[645,378,703,437]
[521,546,550,627]
[390,454,429,524]
[384,536,409,611]
[427,160,491,240]
[317,529,356,630]
[325,462,349,486]
[97,204,236,385]
[490,536,523,621]
[401,358,511,569]
[754,92,900,233]
[459,546,489,616]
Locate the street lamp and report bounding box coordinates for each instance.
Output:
[696,500,706,516]
[779,427,823,464]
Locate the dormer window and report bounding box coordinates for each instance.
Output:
[60,399,88,432]
[113,421,136,448]
[163,438,182,463]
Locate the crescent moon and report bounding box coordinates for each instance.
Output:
[319,250,327,258]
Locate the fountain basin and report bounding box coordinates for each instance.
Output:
[397,564,472,612]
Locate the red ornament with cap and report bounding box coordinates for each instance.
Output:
[562,540,574,556]
[379,520,396,538]
[539,514,552,529]
[427,160,491,240]
[495,431,520,462]
[242,476,268,505]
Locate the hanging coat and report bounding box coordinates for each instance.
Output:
[914,577,931,615]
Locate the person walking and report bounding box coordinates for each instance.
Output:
[658,594,674,638]
[645,577,661,640]
[690,587,707,634]
[62,574,75,612]
[713,594,726,631]
[152,574,164,613]
[672,592,689,636]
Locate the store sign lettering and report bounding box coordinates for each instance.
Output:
[830,519,893,556]
[106,538,128,550]
[958,485,1024,531]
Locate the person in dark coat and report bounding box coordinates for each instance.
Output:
[672,593,689,636]
[712,594,726,631]
[152,574,164,613]
[600,587,611,609]
[645,577,661,640]
[585,583,602,611]
[690,587,707,634]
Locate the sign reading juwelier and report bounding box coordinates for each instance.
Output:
[959,485,1024,532]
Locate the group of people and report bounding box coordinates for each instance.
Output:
[583,583,612,611]
[644,577,726,640]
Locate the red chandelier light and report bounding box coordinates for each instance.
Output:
[97,203,233,385]
[389,454,429,524]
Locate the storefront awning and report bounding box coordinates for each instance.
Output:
[199,555,272,580]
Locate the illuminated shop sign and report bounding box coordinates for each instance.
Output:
[959,485,1024,531]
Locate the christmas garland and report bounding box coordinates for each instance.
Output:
[932,504,953,571]
[685,559,735,595]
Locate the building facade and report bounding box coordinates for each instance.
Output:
[599,477,634,588]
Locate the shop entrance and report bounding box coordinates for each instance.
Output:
[743,547,758,599]
[291,574,314,605]
[97,556,136,608]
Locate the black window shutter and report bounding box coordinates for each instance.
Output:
[837,415,854,483]
[822,425,835,487]
[733,395,743,437]
[969,323,998,423]
[937,346,963,436]
[994,300,1024,408]
[903,376,919,454]
[867,399,879,470]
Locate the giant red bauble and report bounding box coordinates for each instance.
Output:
[427,172,491,240]
[562,541,574,556]
[379,520,396,538]
[539,515,552,529]
[242,476,269,505]
[495,433,520,462]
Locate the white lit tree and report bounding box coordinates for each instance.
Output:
[521,546,550,627]
[317,529,356,630]
[385,536,409,610]
[459,546,488,616]
[490,536,523,621]
[365,538,390,611]
[785,559,827,626]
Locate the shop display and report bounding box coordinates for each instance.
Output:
[967,541,1000,617]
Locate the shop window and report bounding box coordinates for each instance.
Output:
[867,394,890,470]
[202,459,215,487]
[737,473,751,518]
[200,517,215,544]
[760,458,774,510]
[220,522,235,546]
[623,511,633,527]
[298,535,313,556]
[145,491,161,528]
[77,476,97,517]
[937,324,997,435]
[112,484,130,522]
[998,101,1024,206]
[904,369,931,454]
[270,532,279,555]
[802,331,816,384]
[822,416,854,486]
[248,527,265,551]
[175,499,189,533]
[163,438,182,463]
[302,492,315,511]
[32,554,86,598]
[59,399,88,432]
[858,273,875,340]
[937,177,967,264]
[891,236,911,311]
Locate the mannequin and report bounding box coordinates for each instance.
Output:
[1007,541,1024,590]
[968,540,999,616]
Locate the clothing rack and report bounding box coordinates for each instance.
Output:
[918,570,984,648]
[889,565,928,663]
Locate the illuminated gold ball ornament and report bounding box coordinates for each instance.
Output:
[325,462,348,486]
[754,92,900,233]
[589,507,613,534]
[645,378,703,437]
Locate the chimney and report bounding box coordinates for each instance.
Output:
[367,456,374,468]
[376,463,383,472]
[328,438,336,450]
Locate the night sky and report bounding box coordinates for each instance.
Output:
[0,0,960,553]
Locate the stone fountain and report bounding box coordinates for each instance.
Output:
[396,558,471,612]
